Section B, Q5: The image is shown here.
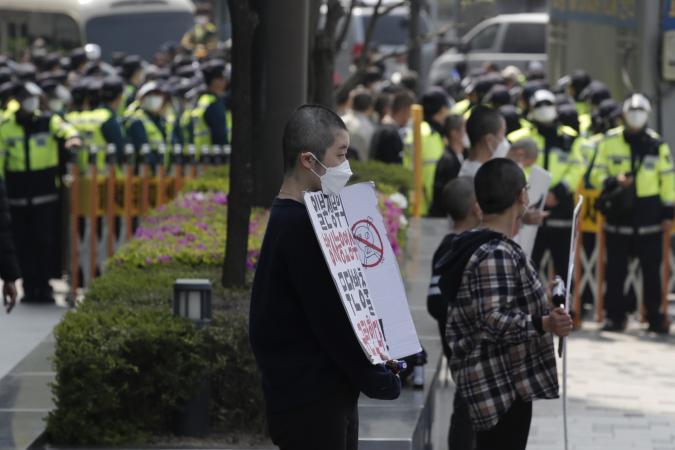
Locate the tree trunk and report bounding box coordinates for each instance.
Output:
[309,0,344,107]
[408,0,421,84]
[252,0,310,207]
[222,0,258,288]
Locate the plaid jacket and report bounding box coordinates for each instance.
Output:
[445,232,559,431]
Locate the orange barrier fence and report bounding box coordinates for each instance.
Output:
[65,144,229,299]
[568,189,672,326]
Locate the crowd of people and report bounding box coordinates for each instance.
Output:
[0,42,231,311]
[328,60,674,449]
[337,62,673,337]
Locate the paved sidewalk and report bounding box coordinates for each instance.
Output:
[430,317,675,450]
[529,320,675,450]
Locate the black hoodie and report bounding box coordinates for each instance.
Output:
[435,230,504,308]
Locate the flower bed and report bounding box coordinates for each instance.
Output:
[111,192,267,270]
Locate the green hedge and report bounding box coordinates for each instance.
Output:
[349,159,412,195]
[47,303,209,445]
[47,265,265,446]
[181,165,230,193]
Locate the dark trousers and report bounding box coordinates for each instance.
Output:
[449,390,475,449]
[475,399,532,450]
[605,231,663,326]
[10,202,59,297]
[532,225,571,283]
[267,395,359,450]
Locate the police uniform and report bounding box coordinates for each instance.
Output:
[191,60,229,159]
[70,77,126,171]
[509,121,585,282]
[590,125,674,331]
[0,89,79,302]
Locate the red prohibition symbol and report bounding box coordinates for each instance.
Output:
[351,218,384,268]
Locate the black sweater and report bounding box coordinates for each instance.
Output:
[249,198,401,414]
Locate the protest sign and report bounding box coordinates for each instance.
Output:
[513,165,551,258]
[340,183,422,360]
[304,191,388,364]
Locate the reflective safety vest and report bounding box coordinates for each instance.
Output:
[451,98,471,117]
[508,123,585,193]
[191,93,219,153]
[403,121,445,216]
[129,108,172,167]
[579,133,604,188]
[590,126,675,228]
[69,108,112,170]
[118,84,136,118]
[0,110,78,202]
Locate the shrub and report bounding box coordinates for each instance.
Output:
[47,304,209,445]
[47,269,262,446]
[181,165,230,193]
[349,159,412,195]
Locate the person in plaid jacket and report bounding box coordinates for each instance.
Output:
[438,158,572,450]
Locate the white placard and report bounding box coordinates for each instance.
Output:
[514,165,552,258]
[304,191,388,364]
[340,183,422,359]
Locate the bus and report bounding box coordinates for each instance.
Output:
[0,0,195,60]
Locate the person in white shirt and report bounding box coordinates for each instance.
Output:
[458,105,508,178]
[342,87,376,161]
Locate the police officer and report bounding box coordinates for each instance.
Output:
[568,70,592,131]
[119,55,145,116]
[509,89,585,282]
[590,94,674,334]
[190,60,229,158]
[404,87,449,216]
[0,82,80,303]
[71,76,126,169]
[126,81,172,169]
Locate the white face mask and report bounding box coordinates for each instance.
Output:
[142,95,164,113]
[531,105,557,124]
[48,99,64,113]
[492,137,510,159]
[21,96,39,113]
[311,154,353,196]
[624,110,648,130]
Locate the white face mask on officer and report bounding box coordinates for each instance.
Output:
[624,109,649,130]
[531,105,557,124]
[21,96,40,113]
[142,95,164,113]
[310,153,353,196]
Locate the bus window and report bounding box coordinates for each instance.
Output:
[0,10,80,58]
[85,12,194,61]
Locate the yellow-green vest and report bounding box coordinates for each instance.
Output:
[191,93,217,151]
[590,126,675,203]
[508,123,585,192]
[130,108,172,167]
[70,108,112,171]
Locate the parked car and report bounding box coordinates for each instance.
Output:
[334,4,438,89]
[428,13,548,86]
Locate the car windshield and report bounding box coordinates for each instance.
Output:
[86,12,194,60]
[359,14,430,46]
